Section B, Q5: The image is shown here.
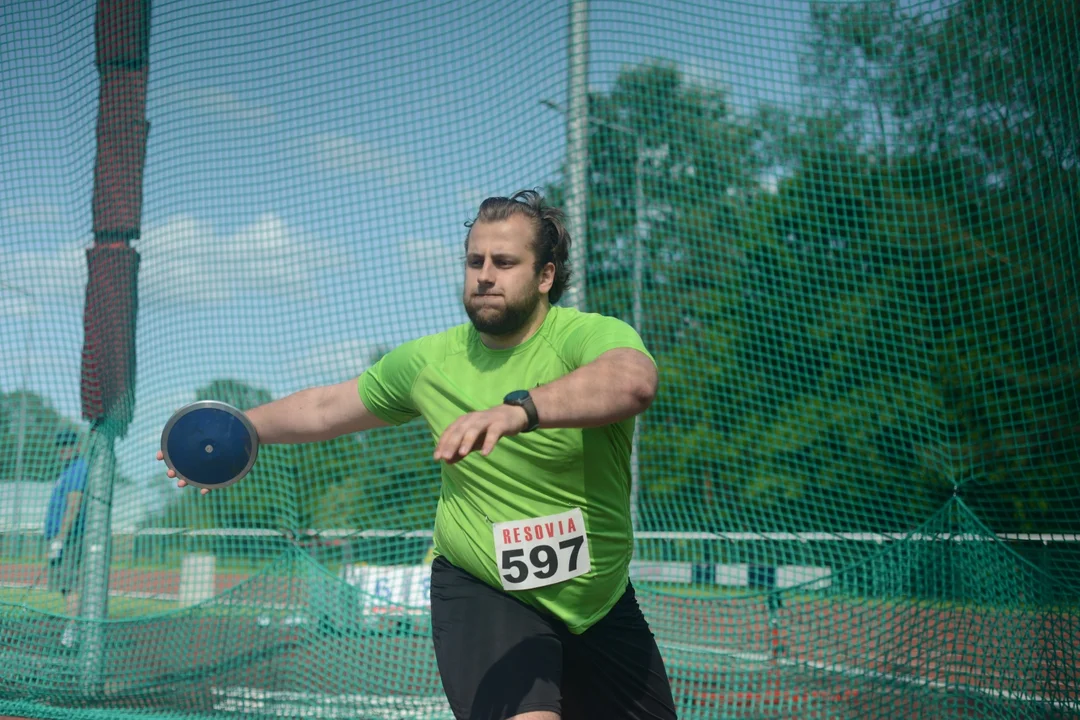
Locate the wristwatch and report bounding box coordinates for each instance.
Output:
[503,390,540,432]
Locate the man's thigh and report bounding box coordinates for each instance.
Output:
[560,583,678,720]
[430,557,563,720]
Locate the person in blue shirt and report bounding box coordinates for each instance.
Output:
[44,429,89,647]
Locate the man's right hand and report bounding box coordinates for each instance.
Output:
[48,539,63,561]
[156,449,212,495]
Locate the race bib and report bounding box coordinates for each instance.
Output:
[493,508,590,591]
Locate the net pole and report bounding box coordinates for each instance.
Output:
[78,429,116,697]
[12,287,33,487]
[564,0,588,310]
[630,134,644,531]
[12,308,31,556]
[77,0,150,696]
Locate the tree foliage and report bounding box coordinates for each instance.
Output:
[0,391,80,483]
[798,0,1080,530]
[548,0,1079,533]
[0,390,132,485]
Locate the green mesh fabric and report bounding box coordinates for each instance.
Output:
[2,1,1078,719]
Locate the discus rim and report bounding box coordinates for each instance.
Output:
[160,400,259,490]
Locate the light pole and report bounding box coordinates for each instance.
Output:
[565,0,589,311]
[541,100,647,531]
[0,282,36,550]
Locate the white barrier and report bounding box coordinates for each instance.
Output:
[776,565,832,590]
[627,561,831,589]
[340,564,431,614]
[179,553,216,607]
[338,561,831,614]
[627,560,695,583]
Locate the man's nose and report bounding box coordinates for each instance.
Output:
[477,259,496,284]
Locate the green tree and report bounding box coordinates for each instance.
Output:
[0,391,131,485]
[801,0,1080,531]
[0,391,82,483]
[548,43,1079,533]
[635,112,961,532]
[307,420,440,531]
[552,60,757,338]
[298,344,440,531]
[805,0,1079,188]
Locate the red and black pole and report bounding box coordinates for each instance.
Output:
[78,0,150,695]
[81,0,149,434]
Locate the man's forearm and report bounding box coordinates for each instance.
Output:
[530,348,657,429]
[246,380,388,444]
[246,386,335,444]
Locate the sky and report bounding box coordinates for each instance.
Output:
[0,0,812,524]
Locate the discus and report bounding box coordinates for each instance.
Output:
[160,400,259,490]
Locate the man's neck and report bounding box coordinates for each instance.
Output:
[479,302,551,350]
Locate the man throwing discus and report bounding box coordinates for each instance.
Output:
[159,189,677,720]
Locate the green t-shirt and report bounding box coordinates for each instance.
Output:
[357,305,653,633]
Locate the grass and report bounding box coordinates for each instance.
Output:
[0,554,272,576]
[0,587,179,618]
[647,581,1080,616]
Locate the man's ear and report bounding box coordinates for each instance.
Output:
[538,262,556,294]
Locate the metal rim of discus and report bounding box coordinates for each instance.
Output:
[160,400,259,490]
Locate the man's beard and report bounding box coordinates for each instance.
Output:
[464,288,541,337]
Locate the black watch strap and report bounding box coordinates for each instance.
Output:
[503,390,540,432]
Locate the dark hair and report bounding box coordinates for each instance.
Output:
[55,429,80,448]
[464,189,573,304]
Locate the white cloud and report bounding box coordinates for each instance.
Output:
[0,333,83,420]
[0,240,89,306]
[4,202,68,225]
[0,290,37,319]
[682,59,730,91]
[308,133,415,185]
[456,187,489,213]
[400,236,462,291]
[288,338,385,384]
[173,86,277,125]
[138,213,345,305]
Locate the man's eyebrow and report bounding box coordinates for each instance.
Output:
[465,251,520,261]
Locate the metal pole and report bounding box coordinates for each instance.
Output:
[2,283,34,490]
[540,96,646,529]
[14,391,28,485]
[630,135,645,532]
[13,315,31,552]
[1,283,34,549]
[78,426,116,697]
[632,136,645,335]
[564,0,589,310]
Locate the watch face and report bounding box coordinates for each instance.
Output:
[504,389,529,404]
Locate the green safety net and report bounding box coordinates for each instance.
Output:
[1,1,1078,718]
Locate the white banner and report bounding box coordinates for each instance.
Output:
[340,564,431,614]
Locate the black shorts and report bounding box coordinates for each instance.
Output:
[430,556,677,720]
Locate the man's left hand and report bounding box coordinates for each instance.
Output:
[434,405,530,464]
